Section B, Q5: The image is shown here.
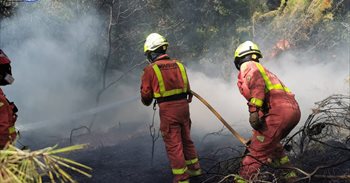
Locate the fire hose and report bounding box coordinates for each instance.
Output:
[191,90,249,146]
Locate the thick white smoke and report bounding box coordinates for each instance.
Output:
[1,2,106,135]
[0,1,348,144]
[187,45,349,137]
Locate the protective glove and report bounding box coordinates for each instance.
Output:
[249,111,264,130]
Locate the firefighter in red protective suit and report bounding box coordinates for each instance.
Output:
[140,33,201,183]
[233,41,300,182]
[0,49,18,149]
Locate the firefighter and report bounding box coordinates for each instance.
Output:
[140,33,201,183]
[233,41,300,182]
[0,49,18,149]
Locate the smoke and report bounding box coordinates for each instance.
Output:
[186,44,349,137]
[0,2,106,135]
[0,1,348,146]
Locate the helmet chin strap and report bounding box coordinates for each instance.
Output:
[236,54,260,70]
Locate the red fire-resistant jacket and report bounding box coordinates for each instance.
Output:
[237,61,298,113]
[0,88,17,147]
[140,54,191,105]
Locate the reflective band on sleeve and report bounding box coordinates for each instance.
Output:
[250,98,263,107]
[152,62,189,98]
[185,158,199,165]
[172,167,188,175]
[280,156,290,165]
[9,126,16,134]
[254,62,291,93]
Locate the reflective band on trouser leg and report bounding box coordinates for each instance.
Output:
[8,126,16,134]
[152,62,189,98]
[172,167,188,175]
[185,158,202,176]
[185,158,198,165]
[254,62,291,93]
[234,175,248,183]
[280,156,290,165]
[187,169,202,177]
[285,171,297,179]
[250,98,263,107]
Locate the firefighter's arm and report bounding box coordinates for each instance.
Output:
[246,65,266,113]
[242,64,266,130]
[140,68,153,106]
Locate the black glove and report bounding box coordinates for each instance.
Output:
[249,111,264,130]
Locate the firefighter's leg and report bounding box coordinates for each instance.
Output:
[182,118,201,177]
[162,124,190,183]
[239,122,281,180]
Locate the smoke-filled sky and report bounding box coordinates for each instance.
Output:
[0,1,348,142]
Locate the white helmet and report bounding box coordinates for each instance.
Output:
[234,41,262,70]
[144,33,169,54]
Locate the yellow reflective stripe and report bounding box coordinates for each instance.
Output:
[9,126,16,134]
[172,167,188,175]
[256,135,265,142]
[176,62,188,93]
[152,62,189,98]
[255,62,273,91]
[185,158,199,165]
[280,156,290,165]
[254,62,291,93]
[284,171,297,178]
[234,175,248,183]
[152,64,165,97]
[250,98,263,107]
[272,84,291,93]
[154,88,186,98]
[187,169,202,176]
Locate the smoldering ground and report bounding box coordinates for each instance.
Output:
[0,1,348,183]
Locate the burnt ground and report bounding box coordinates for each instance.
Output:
[17,120,350,183]
[19,121,243,183]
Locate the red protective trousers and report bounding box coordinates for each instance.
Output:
[159,100,200,182]
[237,61,301,180]
[0,88,17,149]
[141,54,200,183]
